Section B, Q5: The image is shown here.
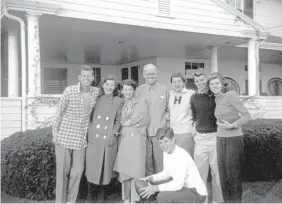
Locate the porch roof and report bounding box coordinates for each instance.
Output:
[2,0,268,39]
[36,15,252,65]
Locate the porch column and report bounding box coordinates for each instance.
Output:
[210,46,219,73]
[8,27,20,97]
[27,13,41,96]
[248,38,259,96]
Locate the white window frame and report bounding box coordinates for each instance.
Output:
[184,60,205,78]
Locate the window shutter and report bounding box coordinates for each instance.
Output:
[158,0,171,17]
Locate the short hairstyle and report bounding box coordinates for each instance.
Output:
[156,126,174,140]
[78,64,94,75]
[206,72,231,93]
[99,76,120,97]
[121,79,137,91]
[170,72,186,83]
[143,63,157,75]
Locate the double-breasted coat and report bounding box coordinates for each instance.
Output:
[85,94,124,185]
[114,98,149,180]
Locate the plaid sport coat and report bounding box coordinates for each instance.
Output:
[52,83,99,150]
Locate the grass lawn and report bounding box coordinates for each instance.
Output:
[2,180,282,203]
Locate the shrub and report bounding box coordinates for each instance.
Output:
[1,119,282,200]
[1,127,56,200]
[242,119,282,181]
[1,127,121,201]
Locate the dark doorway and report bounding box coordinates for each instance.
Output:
[186,78,197,90]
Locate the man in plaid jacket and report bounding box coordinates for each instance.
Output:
[52,65,99,203]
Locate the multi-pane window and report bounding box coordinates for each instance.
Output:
[121,68,129,81]
[131,66,139,85]
[91,67,101,87]
[185,62,205,75]
[223,0,253,18]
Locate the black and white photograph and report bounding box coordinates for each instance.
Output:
[1,0,282,203]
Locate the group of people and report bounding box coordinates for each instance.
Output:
[52,63,252,203]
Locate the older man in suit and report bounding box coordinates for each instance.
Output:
[135,64,169,176]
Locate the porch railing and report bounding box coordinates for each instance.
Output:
[1,96,282,140]
[1,97,22,140]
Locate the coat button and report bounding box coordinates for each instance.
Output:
[98,115,101,119]
[96,134,99,138]
[106,117,109,120]
[96,124,100,128]
[104,136,107,139]
[105,126,108,130]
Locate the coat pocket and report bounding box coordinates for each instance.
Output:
[137,127,147,136]
[107,137,117,147]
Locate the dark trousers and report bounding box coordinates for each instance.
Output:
[142,179,206,203]
[145,136,163,176]
[86,182,104,202]
[157,187,206,203]
[217,136,243,203]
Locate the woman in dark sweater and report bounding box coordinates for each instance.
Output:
[207,72,252,203]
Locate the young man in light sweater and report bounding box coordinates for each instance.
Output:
[139,127,207,203]
[169,73,195,157]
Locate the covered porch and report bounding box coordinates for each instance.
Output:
[1,7,282,139]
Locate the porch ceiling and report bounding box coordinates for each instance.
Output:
[11,13,251,65]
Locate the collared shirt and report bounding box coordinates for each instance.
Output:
[52,83,99,150]
[169,88,195,134]
[135,83,169,136]
[152,146,207,196]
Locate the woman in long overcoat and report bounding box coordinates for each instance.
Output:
[86,76,123,202]
[114,79,149,203]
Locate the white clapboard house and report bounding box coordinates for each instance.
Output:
[1,0,282,139]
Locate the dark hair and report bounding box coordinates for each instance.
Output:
[98,76,120,97]
[192,70,205,80]
[170,72,186,83]
[121,79,137,91]
[156,126,174,140]
[78,64,94,75]
[206,72,231,93]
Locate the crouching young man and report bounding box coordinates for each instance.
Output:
[138,126,207,203]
